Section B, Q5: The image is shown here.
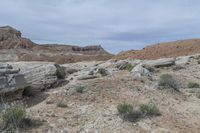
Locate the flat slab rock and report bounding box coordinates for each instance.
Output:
[143,58,175,67]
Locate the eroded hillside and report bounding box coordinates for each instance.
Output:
[114,39,200,60]
[0,26,112,63]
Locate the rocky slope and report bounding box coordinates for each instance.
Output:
[1,54,200,132]
[0,26,112,63]
[114,39,200,60]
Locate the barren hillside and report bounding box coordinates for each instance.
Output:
[114,39,200,60]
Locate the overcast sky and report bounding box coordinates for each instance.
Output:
[1,0,200,53]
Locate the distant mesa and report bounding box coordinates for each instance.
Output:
[0,26,113,63]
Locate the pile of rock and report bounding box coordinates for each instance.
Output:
[0,63,27,101]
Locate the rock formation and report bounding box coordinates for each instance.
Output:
[0,26,113,63]
[9,62,68,93]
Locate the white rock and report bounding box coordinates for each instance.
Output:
[23,64,57,90]
[175,56,191,65]
[143,58,175,67]
[131,65,150,78]
[9,62,58,91]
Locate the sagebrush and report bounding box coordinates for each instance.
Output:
[117,102,160,122]
[117,102,142,122]
[158,74,179,91]
[76,86,85,93]
[0,104,26,131]
[140,102,161,116]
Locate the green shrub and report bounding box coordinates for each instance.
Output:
[2,106,26,129]
[97,68,108,76]
[55,64,66,79]
[76,86,85,93]
[117,62,134,71]
[0,103,40,132]
[124,64,134,72]
[117,102,161,122]
[57,101,68,108]
[117,102,133,115]
[188,82,200,88]
[117,102,142,121]
[140,103,161,116]
[158,74,179,91]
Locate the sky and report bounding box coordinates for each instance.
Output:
[1,0,200,54]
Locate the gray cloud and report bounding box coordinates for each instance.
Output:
[1,0,200,53]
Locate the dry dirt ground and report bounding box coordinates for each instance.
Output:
[18,60,200,133]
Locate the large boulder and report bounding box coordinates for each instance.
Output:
[9,62,65,92]
[143,58,175,68]
[20,64,58,91]
[0,63,27,101]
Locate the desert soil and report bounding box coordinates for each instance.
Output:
[19,59,200,133]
